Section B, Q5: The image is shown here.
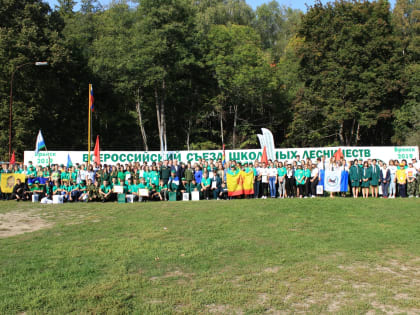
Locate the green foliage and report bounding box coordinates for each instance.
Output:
[289,0,398,146]
[0,0,418,160]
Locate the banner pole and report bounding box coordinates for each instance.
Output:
[88,84,92,165]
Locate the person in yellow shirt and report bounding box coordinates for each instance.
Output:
[396,163,407,198]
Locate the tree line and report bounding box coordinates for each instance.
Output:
[0,0,418,160]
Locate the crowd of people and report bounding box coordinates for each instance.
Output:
[1,154,419,203]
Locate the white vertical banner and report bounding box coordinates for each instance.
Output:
[324,170,342,192]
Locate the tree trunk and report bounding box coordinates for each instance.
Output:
[338,121,345,145]
[161,79,167,151]
[136,88,148,151]
[155,85,163,151]
[220,109,224,145]
[349,118,356,146]
[355,122,360,145]
[186,118,191,151]
[232,104,238,149]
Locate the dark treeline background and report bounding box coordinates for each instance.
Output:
[0,0,418,159]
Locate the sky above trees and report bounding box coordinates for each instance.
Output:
[44,0,397,12]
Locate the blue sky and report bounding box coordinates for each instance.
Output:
[45,0,396,12]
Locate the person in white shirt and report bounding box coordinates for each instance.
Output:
[260,163,269,199]
[380,162,390,198]
[388,160,397,198]
[268,162,277,198]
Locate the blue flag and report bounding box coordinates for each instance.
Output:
[35,130,46,154]
[67,154,73,168]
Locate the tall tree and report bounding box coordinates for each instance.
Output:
[391,0,420,145]
[289,0,397,146]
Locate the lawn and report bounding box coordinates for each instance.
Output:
[0,199,419,314]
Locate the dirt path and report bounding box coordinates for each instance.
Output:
[0,210,53,237]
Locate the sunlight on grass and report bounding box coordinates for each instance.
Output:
[0,199,419,314]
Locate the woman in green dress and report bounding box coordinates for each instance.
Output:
[361,161,371,198]
[349,159,361,198]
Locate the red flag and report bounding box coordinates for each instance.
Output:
[261,146,268,164]
[333,148,344,161]
[93,135,100,165]
[9,151,15,165]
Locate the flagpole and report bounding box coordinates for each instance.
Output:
[88,84,92,165]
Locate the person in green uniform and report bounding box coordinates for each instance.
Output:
[87,179,100,202]
[137,177,149,201]
[149,166,160,187]
[52,180,62,196]
[27,166,37,186]
[188,179,200,194]
[78,180,88,201]
[184,163,194,187]
[61,167,70,183]
[110,166,118,182]
[69,181,80,202]
[349,159,361,198]
[361,161,371,198]
[117,166,126,184]
[303,163,311,197]
[369,159,380,198]
[100,166,111,185]
[100,180,114,202]
[211,173,223,200]
[130,178,141,201]
[30,180,46,200]
[149,183,162,201]
[160,160,171,185]
[158,179,168,201]
[277,162,287,198]
[51,165,60,184]
[60,180,72,202]
[167,170,179,200]
[294,165,305,198]
[201,172,211,200]
[143,166,152,186]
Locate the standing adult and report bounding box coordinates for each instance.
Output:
[380,162,391,198]
[369,159,380,198]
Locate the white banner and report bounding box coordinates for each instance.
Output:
[24,146,419,167]
[324,170,342,192]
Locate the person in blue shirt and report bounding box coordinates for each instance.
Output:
[194,166,202,185]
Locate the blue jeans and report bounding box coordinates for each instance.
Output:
[254,181,260,198]
[381,182,389,197]
[269,177,276,197]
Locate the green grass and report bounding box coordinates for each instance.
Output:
[0,199,419,314]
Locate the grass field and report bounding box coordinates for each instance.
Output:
[0,198,419,314]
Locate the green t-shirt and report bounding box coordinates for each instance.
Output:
[143,171,151,184]
[61,172,70,181]
[149,171,160,186]
[201,177,211,187]
[158,184,167,192]
[295,169,305,185]
[277,167,286,177]
[127,184,137,194]
[61,185,72,192]
[304,169,311,178]
[100,184,112,194]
